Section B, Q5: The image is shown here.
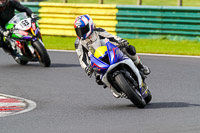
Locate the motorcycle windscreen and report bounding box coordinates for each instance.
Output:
[90,54,109,74]
[106,41,124,65]
[94,46,107,59]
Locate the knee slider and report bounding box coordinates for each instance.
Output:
[74,37,80,49]
[126,45,136,56]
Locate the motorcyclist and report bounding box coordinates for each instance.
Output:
[74,14,151,85]
[0,0,37,54]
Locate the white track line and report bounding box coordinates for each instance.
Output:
[0,93,36,117]
[138,53,200,58]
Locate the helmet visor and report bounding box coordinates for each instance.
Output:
[75,24,89,39]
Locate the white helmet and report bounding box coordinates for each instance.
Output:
[74,14,94,40]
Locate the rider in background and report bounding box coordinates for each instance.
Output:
[0,0,37,53]
[74,14,151,85]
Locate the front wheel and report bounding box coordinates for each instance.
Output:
[32,40,51,67]
[114,73,146,108]
[144,89,152,104]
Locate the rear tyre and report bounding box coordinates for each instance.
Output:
[32,40,51,67]
[12,55,28,65]
[114,73,146,108]
[2,41,29,65]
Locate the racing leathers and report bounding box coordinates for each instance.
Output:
[75,28,148,85]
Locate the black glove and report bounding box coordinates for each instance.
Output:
[31,13,38,20]
[85,65,93,76]
[118,39,129,48]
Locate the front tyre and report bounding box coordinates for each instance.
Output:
[114,73,146,108]
[144,89,152,104]
[32,40,51,67]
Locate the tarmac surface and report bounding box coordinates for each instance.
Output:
[0,50,200,133]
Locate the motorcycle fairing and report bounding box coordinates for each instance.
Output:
[5,23,14,30]
[90,40,124,74]
[6,13,40,40]
[106,41,124,65]
[91,40,146,98]
[90,54,109,74]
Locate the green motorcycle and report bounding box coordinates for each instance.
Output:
[4,12,51,67]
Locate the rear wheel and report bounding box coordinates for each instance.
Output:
[114,73,146,108]
[12,55,28,65]
[32,40,51,67]
[2,41,28,65]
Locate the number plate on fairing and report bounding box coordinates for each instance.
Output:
[15,18,31,31]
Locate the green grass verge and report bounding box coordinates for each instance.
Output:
[43,36,200,56]
[130,39,200,56]
[43,36,76,50]
[43,0,200,6]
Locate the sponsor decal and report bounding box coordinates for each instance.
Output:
[0,94,36,117]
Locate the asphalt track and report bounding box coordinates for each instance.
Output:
[0,49,200,133]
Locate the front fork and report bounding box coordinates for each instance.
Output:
[118,70,148,99]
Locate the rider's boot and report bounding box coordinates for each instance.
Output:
[122,45,151,75]
[95,74,104,85]
[134,55,151,75]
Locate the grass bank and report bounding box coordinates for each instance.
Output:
[43,0,200,6]
[43,36,200,56]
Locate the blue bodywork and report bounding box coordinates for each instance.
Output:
[90,41,148,99]
[90,41,124,74]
